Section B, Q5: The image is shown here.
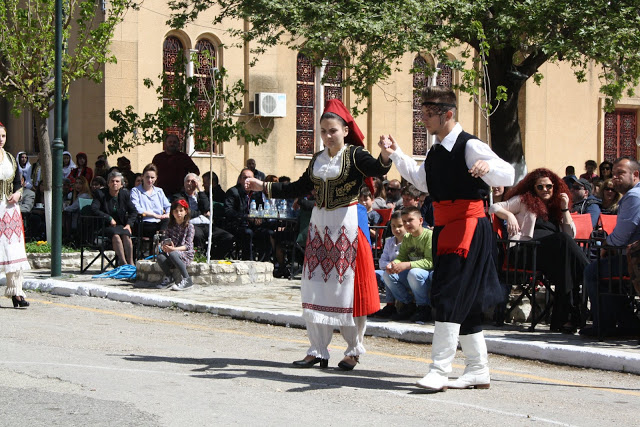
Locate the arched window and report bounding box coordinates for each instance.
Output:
[295,54,344,155]
[412,55,429,156]
[296,53,316,155]
[163,36,186,150]
[436,62,453,89]
[194,39,218,154]
[323,58,343,102]
[412,57,454,156]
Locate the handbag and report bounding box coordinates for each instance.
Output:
[626,239,640,294]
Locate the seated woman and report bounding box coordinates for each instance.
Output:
[130,164,170,241]
[599,178,622,215]
[69,152,94,185]
[489,168,589,334]
[63,176,93,232]
[91,171,137,266]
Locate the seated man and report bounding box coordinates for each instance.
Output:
[569,177,601,227]
[174,173,234,260]
[202,171,226,204]
[383,206,434,323]
[371,210,405,319]
[582,157,640,336]
[224,168,267,260]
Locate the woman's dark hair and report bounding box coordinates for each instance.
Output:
[599,161,613,177]
[504,168,571,222]
[142,163,158,175]
[320,111,347,126]
[372,177,386,200]
[169,199,191,228]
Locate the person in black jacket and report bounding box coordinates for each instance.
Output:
[224,168,267,260]
[91,171,137,265]
[174,173,234,259]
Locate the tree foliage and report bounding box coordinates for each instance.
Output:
[167,0,640,164]
[0,0,132,119]
[98,51,268,155]
[0,0,132,241]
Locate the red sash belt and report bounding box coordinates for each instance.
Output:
[433,200,485,258]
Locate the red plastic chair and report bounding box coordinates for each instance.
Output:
[598,214,617,236]
[570,213,594,240]
[373,208,393,249]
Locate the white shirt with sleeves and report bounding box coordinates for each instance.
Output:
[389,123,515,193]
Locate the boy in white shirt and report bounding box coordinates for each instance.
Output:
[371,211,405,318]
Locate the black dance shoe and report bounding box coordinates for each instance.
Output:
[12,296,29,308]
[337,356,359,371]
[292,356,328,368]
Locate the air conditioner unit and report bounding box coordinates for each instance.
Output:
[254,92,286,118]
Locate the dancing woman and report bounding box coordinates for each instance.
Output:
[0,123,31,308]
[245,100,391,370]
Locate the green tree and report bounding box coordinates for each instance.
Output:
[0,0,132,237]
[168,0,640,173]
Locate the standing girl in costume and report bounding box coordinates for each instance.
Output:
[245,99,392,370]
[0,123,32,308]
[156,198,195,291]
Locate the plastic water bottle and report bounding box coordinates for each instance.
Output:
[263,199,271,218]
[279,200,287,218]
[249,200,257,217]
[257,205,264,217]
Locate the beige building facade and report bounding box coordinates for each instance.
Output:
[3,4,639,190]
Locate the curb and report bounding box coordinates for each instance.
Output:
[23,278,640,375]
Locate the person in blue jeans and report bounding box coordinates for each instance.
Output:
[383,206,434,323]
[582,157,640,337]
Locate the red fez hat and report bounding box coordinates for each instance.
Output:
[323,99,375,193]
[323,99,365,148]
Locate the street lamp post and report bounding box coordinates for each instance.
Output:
[51,0,63,277]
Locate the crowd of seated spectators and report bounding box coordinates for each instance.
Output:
[16,144,639,337]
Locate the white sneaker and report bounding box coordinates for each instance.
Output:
[171,277,193,291]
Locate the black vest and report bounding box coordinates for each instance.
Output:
[425,131,489,202]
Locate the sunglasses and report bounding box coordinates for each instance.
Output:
[536,184,553,191]
[601,167,611,170]
[388,188,401,192]
[604,187,616,192]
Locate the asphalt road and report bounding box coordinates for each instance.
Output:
[0,293,638,426]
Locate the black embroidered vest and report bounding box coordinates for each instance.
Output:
[425,131,489,202]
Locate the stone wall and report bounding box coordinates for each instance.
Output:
[136,260,274,286]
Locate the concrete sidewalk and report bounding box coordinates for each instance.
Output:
[17,269,640,375]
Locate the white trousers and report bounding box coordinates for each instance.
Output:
[4,270,25,298]
[305,316,367,360]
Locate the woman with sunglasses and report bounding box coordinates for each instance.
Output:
[489,168,589,334]
[599,161,613,180]
[598,178,622,215]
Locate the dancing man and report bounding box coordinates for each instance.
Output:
[380,86,514,390]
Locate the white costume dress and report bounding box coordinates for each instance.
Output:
[0,151,31,298]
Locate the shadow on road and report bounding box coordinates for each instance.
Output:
[120,354,419,392]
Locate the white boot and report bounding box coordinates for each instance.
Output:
[447,331,490,389]
[416,321,460,391]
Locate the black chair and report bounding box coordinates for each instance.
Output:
[79,215,117,273]
[496,238,553,331]
[135,214,160,261]
[594,245,640,340]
